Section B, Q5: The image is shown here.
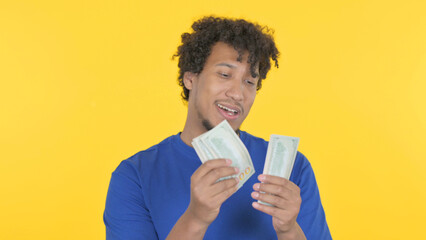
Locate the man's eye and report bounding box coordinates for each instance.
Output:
[246,80,255,85]
[219,72,229,78]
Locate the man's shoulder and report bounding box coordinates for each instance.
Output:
[240,131,268,146]
[127,134,177,162]
[113,134,178,175]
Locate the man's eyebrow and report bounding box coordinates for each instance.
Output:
[216,62,259,78]
[215,63,236,68]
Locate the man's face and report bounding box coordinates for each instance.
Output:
[184,42,259,133]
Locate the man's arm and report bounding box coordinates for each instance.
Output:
[104,161,159,239]
[166,158,239,240]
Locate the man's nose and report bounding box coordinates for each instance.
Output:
[225,79,244,101]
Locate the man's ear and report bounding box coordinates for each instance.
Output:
[183,72,197,90]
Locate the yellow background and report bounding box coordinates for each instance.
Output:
[1,0,425,239]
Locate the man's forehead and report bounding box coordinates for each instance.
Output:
[209,42,259,70]
[209,42,241,56]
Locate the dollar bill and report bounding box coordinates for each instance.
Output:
[192,120,255,189]
[259,134,300,206]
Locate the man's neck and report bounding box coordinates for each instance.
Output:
[180,113,206,147]
[180,125,203,148]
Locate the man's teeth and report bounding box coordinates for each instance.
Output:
[217,104,238,114]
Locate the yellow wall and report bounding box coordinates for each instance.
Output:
[1,0,425,239]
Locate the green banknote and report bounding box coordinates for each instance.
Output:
[192,120,255,190]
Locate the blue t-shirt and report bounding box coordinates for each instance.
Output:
[104,131,331,239]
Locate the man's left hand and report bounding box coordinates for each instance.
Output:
[251,174,306,240]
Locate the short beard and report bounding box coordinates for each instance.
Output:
[201,119,215,131]
[201,119,240,136]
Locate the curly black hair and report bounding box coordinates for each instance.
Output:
[173,16,280,101]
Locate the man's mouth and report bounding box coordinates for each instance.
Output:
[217,103,238,115]
[216,103,241,118]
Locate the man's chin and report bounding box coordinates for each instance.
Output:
[202,119,241,135]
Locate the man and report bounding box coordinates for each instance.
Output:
[104,16,331,240]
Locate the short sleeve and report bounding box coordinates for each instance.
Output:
[103,160,159,240]
[295,157,332,240]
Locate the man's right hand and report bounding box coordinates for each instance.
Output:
[166,158,238,240]
[186,158,239,227]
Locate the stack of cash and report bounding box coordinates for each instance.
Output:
[262,134,300,180]
[192,120,255,189]
[259,134,299,206]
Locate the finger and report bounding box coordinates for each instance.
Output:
[203,166,239,185]
[210,177,239,197]
[253,182,294,200]
[192,158,232,180]
[252,201,287,220]
[251,191,287,208]
[211,180,239,204]
[258,175,300,193]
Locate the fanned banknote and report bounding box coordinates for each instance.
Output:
[259,134,300,206]
[192,120,255,189]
